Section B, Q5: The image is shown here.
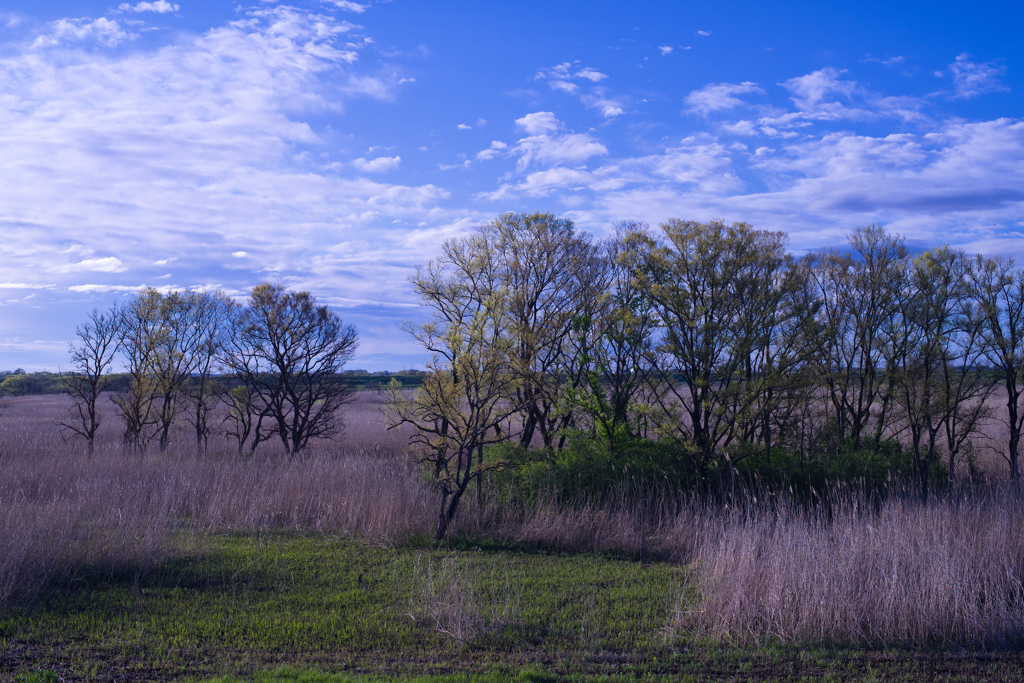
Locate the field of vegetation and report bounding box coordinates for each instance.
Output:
[5,215,1024,681]
[3,391,1024,682]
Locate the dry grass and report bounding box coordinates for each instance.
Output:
[0,392,433,609]
[5,392,1024,648]
[407,552,522,645]
[671,490,1024,647]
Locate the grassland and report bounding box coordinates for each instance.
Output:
[6,534,1024,682]
[4,393,1024,681]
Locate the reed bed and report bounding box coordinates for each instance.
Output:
[4,393,1024,648]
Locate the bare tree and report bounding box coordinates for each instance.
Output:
[219,304,273,455]
[888,247,996,500]
[972,254,1024,483]
[804,225,909,451]
[230,283,357,456]
[58,306,119,454]
[181,291,234,454]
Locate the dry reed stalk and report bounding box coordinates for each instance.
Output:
[408,552,522,645]
[674,491,1024,647]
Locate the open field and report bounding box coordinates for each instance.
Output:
[4,393,1024,681]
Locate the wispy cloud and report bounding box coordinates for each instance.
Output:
[685,82,764,116]
[32,17,134,48]
[118,1,179,13]
[534,62,626,118]
[946,53,1009,99]
[323,0,368,12]
[52,258,127,273]
[510,112,608,170]
[0,4,453,338]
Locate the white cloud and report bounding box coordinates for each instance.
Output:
[32,17,134,48]
[475,140,508,161]
[512,132,607,170]
[68,284,152,293]
[659,45,673,56]
[515,111,561,135]
[53,257,127,273]
[351,155,402,173]
[323,0,368,12]
[721,120,758,136]
[781,68,857,110]
[118,1,179,13]
[0,282,54,290]
[534,63,626,118]
[697,30,712,36]
[948,53,1008,99]
[457,123,472,130]
[0,4,453,358]
[576,67,608,82]
[231,251,249,258]
[685,82,764,116]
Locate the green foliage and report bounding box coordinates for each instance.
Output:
[12,671,59,683]
[2,534,679,680]
[491,433,944,504]
[0,372,65,397]
[489,435,693,504]
[732,438,947,498]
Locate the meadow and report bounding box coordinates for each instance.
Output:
[3,392,1024,682]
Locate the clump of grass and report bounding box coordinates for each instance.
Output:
[408,552,522,646]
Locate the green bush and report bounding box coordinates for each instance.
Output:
[488,434,943,505]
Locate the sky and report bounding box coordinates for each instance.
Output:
[1,0,1022,371]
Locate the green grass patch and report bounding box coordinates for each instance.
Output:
[3,534,1024,682]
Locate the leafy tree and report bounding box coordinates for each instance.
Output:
[560,224,660,454]
[629,219,802,477]
[389,234,520,539]
[485,212,605,449]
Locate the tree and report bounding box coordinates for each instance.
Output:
[629,219,802,477]
[58,306,119,454]
[150,290,216,453]
[485,212,605,449]
[181,291,234,454]
[388,238,519,539]
[229,283,357,455]
[560,223,659,454]
[112,288,163,452]
[889,247,995,500]
[219,303,273,455]
[804,225,909,451]
[972,255,1024,483]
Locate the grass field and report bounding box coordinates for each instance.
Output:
[4,393,1024,681]
[5,533,1024,682]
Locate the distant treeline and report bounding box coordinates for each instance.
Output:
[0,369,425,398]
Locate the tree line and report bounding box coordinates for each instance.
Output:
[59,211,1024,539]
[385,213,1024,538]
[63,283,357,456]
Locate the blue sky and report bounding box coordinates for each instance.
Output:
[1,0,1022,371]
